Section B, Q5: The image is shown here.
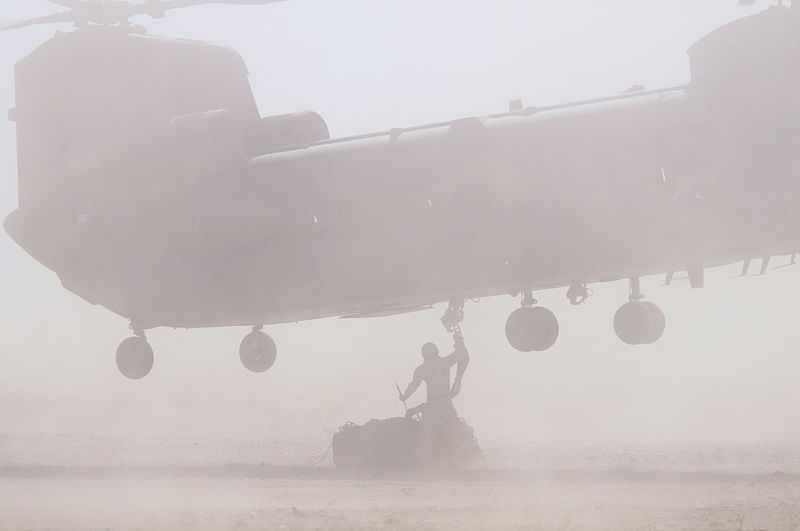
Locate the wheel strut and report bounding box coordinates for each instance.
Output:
[628,277,644,302]
[130,322,146,340]
[521,289,537,308]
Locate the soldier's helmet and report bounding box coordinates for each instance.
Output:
[421,342,439,359]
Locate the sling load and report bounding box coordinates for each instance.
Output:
[332,300,482,469]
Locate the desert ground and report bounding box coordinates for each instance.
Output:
[1,419,799,530]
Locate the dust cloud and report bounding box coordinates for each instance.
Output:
[1,1,800,530]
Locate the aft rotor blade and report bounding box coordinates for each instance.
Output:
[0,11,73,31]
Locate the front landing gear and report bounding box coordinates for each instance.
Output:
[505,290,559,352]
[239,325,277,373]
[116,330,154,380]
[613,278,666,345]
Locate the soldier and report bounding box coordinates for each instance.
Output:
[399,332,469,464]
[399,333,468,409]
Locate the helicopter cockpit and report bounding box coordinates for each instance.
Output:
[12,27,259,208]
[11,23,329,214]
[4,1,331,302]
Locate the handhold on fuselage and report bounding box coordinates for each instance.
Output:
[742,258,752,276]
[760,256,771,275]
[687,264,704,289]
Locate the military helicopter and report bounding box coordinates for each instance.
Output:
[3,0,800,379]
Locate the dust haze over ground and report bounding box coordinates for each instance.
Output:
[1,1,800,529]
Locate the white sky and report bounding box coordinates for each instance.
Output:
[0,1,798,447]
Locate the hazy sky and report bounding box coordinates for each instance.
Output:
[1,1,798,447]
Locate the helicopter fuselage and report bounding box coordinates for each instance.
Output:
[5,7,800,331]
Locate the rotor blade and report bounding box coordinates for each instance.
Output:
[44,0,82,8]
[165,0,286,8]
[159,0,287,11]
[129,0,286,19]
[0,11,73,31]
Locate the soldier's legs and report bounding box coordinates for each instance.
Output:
[423,399,458,467]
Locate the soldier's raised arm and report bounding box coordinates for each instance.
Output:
[448,332,470,397]
[443,332,468,368]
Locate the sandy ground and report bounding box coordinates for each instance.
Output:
[1,466,799,530]
[1,400,799,530]
[1,437,799,530]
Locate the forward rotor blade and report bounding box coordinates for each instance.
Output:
[44,0,82,8]
[162,0,286,4]
[129,0,286,19]
[0,11,73,31]
[159,0,287,11]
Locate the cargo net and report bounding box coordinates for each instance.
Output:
[332,412,482,470]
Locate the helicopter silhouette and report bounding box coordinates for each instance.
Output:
[3,0,800,378]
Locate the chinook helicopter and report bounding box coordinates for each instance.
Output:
[3,1,800,379]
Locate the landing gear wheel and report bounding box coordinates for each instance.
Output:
[639,301,665,344]
[239,331,277,373]
[505,306,559,352]
[613,301,666,345]
[115,336,154,379]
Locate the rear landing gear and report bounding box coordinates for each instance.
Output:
[613,278,666,345]
[116,330,154,380]
[505,290,559,352]
[239,325,277,373]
